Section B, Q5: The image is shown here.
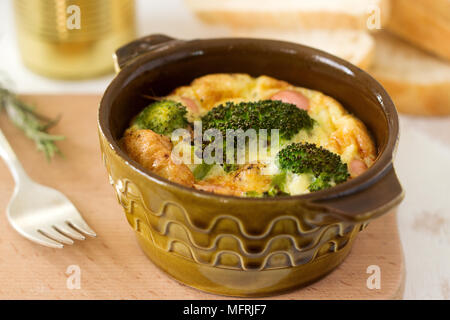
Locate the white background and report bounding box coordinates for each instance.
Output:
[1,0,450,300]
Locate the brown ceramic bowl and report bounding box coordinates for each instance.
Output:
[98,34,404,297]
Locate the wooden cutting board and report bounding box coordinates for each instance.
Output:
[0,95,405,300]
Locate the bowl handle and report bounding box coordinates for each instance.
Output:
[113,34,177,72]
[313,165,404,223]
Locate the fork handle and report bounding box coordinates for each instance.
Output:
[0,128,30,185]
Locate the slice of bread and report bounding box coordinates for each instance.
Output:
[233,29,375,69]
[387,0,450,61]
[371,32,450,116]
[185,0,390,30]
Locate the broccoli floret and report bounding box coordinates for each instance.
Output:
[277,143,350,192]
[200,100,315,173]
[201,100,315,141]
[308,173,335,192]
[132,100,188,136]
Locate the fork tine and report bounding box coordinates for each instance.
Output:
[68,218,96,237]
[54,223,85,241]
[39,228,74,245]
[27,230,64,249]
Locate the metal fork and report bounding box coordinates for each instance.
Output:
[0,128,96,248]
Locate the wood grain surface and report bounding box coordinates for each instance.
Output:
[0,95,404,300]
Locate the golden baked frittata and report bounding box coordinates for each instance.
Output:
[123,73,376,197]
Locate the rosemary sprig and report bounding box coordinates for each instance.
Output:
[0,83,65,160]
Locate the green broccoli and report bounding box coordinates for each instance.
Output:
[131,100,188,136]
[201,100,315,141]
[244,191,264,198]
[277,142,350,192]
[193,163,214,180]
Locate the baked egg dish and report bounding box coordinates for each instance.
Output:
[122,73,376,197]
